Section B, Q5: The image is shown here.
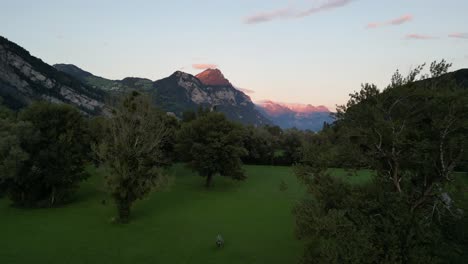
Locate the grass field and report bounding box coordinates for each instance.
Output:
[0,165,306,264]
[1,165,465,264]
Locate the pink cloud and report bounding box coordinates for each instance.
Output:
[296,0,354,18]
[448,32,468,39]
[366,22,380,29]
[192,64,218,70]
[244,8,293,24]
[405,34,438,40]
[367,14,413,29]
[390,14,413,25]
[244,0,354,25]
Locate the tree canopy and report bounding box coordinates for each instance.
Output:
[177,111,247,187]
[295,60,468,263]
[0,102,90,207]
[94,92,175,222]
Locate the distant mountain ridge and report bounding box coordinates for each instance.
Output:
[0,35,329,129]
[54,63,271,126]
[256,100,334,131]
[4,35,466,131]
[258,100,330,116]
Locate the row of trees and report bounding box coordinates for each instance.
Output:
[2,91,309,222]
[0,102,90,207]
[294,60,468,263]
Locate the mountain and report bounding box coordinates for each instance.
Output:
[54,63,271,126]
[0,36,106,114]
[153,70,271,125]
[195,68,231,86]
[53,63,153,92]
[257,100,334,131]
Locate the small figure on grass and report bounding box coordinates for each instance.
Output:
[216,234,224,248]
[279,179,288,191]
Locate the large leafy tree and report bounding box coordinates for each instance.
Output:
[280,128,304,165]
[94,92,174,223]
[242,125,275,165]
[0,102,90,207]
[177,111,247,188]
[295,61,468,263]
[0,105,27,197]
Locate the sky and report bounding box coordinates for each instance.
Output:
[1,0,467,110]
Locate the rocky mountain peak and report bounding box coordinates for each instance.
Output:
[195,68,231,86]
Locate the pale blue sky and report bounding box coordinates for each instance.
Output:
[1,0,467,109]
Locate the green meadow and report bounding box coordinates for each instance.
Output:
[0,165,306,264]
[1,165,465,264]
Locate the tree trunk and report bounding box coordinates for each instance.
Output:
[392,161,402,193]
[50,187,56,206]
[117,200,131,223]
[205,174,213,188]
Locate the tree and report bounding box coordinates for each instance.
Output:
[280,128,304,165]
[0,102,90,207]
[242,125,275,165]
[177,111,247,188]
[334,61,468,204]
[295,61,468,263]
[0,105,27,197]
[94,91,173,223]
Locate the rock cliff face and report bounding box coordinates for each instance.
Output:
[0,36,105,114]
[151,70,272,126]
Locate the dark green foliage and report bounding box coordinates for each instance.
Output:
[241,125,318,166]
[294,171,468,264]
[241,125,275,165]
[0,103,17,197]
[177,111,247,187]
[280,128,303,165]
[94,92,174,223]
[263,124,283,138]
[295,61,468,263]
[182,110,197,123]
[273,128,316,166]
[334,61,468,195]
[0,102,90,207]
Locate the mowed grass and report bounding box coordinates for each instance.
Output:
[0,165,306,264]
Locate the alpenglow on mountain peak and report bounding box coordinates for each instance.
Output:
[195,68,232,86]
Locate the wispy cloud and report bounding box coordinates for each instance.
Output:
[192,63,218,70]
[236,87,255,94]
[367,14,413,29]
[244,0,354,25]
[405,34,438,40]
[296,0,354,18]
[390,14,413,25]
[448,32,468,39]
[244,8,293,24]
